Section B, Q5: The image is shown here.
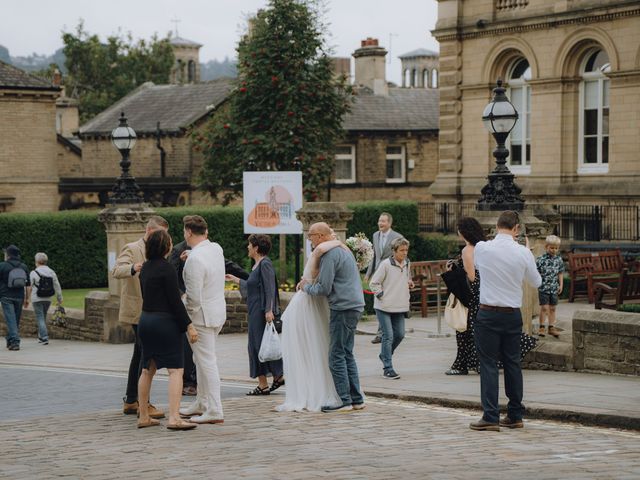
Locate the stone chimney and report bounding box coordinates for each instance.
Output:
[353,38,388,95]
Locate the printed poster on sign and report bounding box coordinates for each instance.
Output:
[243,171,303,234]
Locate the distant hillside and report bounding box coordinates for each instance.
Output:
[1,44,236,81]
[201,57,237,80]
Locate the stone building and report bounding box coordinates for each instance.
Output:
[170,36,202,84]
[0,61,61,212]
[330,38,440,202]
[430,0,640,206]
[70,78,233,208]
[399,48,440,89]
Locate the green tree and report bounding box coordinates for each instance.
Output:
[63,22,174,122]
[196,0,353,204]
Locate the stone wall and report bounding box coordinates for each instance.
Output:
[0,290,294,343]
[573,310,640,376]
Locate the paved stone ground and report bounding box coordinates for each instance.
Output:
[1,393,639,479]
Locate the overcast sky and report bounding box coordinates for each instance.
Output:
[2,0,439,85]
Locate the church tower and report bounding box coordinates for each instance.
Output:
[170,37,202,84]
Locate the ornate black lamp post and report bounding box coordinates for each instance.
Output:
[110,112,143,204]
[477,80,525,211]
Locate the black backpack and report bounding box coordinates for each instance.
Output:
[7,263,28,289]
[35,270,55,297]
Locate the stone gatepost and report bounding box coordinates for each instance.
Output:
[474,208,557,335]
[94,204,156,343]
[295,202,354,263]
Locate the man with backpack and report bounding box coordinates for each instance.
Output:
[28,252,63,346]
[0,245,31,351]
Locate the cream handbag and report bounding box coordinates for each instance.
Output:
[444,293,468,332]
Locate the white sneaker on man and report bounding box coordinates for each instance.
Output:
[189,413,224,424]
[179,403,205,417]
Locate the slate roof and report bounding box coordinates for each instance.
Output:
[0,60,60,90]
[79,78,234,136]
[398,48,439,59]
[170,37,203,48]
[343,87,439,131]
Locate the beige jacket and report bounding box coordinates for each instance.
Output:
[369,257,411,313]
[111,238,145,325]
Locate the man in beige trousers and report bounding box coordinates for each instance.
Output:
[112,215,168,418]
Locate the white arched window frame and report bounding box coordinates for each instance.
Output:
[423,69,429,88]
[578,50,610,174]
[431,69,438,88]
[506,59,532,174]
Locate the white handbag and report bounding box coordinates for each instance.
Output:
[444,293,468,332]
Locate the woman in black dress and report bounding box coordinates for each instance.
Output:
[137,229,199,430]
[226,234,284,396]
[446,217,537,375]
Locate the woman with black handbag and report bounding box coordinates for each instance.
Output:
[225,234,284,395]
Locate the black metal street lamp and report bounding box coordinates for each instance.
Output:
[110,112,143,204]
[477,79,525,211]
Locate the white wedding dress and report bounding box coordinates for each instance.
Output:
[275,249,342,412]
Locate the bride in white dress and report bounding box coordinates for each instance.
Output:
[275,240,345,412]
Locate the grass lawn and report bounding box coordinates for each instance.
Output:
[62,288,108,310]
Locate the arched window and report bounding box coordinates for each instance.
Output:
[507,58,532,173]
[431,69,438,88]
[579,49,610,173]
[403,69,410,88]
[188,60,196,83]
[411,68,417,87]
[423,69,430,88]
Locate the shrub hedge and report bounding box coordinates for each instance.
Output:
[0,201,453,289]
[0,210,108,289]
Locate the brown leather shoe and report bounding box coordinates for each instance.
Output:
[123,400,138,415]
[149,404,165,419]
[469,419,500,431]
[499,416,524,429]
[548,326,561,338]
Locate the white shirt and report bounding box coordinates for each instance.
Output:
[474,233,542,308]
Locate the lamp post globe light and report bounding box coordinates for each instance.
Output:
[477,79,525,211]
[110,112,143,204]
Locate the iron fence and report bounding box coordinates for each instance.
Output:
[418,202,640,242]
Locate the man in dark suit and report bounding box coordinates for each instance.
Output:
[169,239,249,396]
[364,212,404,344]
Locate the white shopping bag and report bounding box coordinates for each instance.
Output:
[258,322,282,362]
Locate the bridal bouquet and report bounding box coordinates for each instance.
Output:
[345,232,374,271]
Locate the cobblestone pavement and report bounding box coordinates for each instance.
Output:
[1,368,639,479]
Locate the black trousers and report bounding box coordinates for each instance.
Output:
[182,335,197,387]
[124,325,143,403]
[474,309,525,423]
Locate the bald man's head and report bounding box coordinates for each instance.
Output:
[308,222,333,248]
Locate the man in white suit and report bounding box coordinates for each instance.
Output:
[179,215,226,424]
[364,212,404,344]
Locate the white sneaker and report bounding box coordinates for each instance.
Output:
[179,403,205,417]
[352,403,366,411]
[189,413,224,424]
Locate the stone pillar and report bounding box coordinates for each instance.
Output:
[96,204,156,343]
[295,202,354,264]
[474,208,556,334]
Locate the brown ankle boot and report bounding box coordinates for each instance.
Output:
[548,326,561,338]
[123,400,138,415]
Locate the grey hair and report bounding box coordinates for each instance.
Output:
[391,237,410,251]
[35,252,48,265]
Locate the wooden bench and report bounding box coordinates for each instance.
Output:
[568,250,624,303]
[410,260,449,317]
[594,269,640,310]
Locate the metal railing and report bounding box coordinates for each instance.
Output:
[418,202,640,242]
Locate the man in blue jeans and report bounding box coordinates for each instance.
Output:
[298,222,366,413]
[471,211,541,431]
[0,245,31,351]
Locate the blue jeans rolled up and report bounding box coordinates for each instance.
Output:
[375,309,406,371]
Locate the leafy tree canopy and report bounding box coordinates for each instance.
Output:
[63,22,174,123]
[196,0,353,204]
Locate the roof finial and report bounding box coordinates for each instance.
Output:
[171,16,181,37]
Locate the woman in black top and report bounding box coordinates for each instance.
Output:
[137,229,198,430]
